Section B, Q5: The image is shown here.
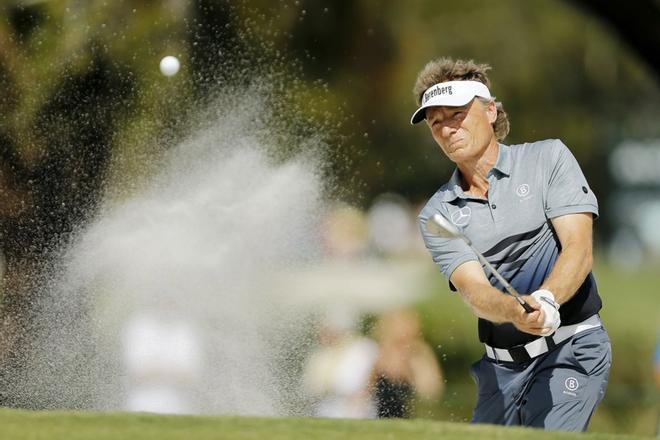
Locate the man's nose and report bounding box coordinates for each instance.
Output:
[441,124,456,138]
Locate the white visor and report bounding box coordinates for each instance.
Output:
[410,80,491,124]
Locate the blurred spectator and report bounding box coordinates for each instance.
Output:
[306,200,439,419]
[122,309,203,414]
[302,309,379,418]
[370,309,444,418]
[320,203,369,259]
[367,193,416,257]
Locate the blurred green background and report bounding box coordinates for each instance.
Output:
[0,0,658,436]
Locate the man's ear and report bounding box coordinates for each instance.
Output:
[486,100,498,124]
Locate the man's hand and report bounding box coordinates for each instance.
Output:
[531,289,561,335]
[509,296,548,336]
[510,290,561,336]
[451,262,561,336]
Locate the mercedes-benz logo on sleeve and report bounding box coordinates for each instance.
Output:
[450,207,471,227]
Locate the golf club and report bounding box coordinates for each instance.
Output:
[426,213,535,313]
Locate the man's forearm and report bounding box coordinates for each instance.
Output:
[459,283,519,323]
[450,261,546,335]
[539,243,592,304]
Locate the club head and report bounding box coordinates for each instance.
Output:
[426,213,463,239]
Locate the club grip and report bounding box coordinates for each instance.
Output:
[521,301,535,313]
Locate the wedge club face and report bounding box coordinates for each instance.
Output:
[427,213,464,241]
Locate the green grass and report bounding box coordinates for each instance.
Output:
[0,408,649,440]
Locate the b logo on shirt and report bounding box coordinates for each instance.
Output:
[516,184,530,197]
[451,207,471,227]
[565,377,579,391]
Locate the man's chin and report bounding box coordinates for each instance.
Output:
[447,145,468,160]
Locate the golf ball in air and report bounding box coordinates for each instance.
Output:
[159,56,180,76]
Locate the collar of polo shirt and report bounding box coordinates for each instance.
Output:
[410,80,492,125]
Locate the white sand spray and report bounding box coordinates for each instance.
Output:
[7,87,328,415]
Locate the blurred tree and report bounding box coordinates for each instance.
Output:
[0,2,133,378]
[259,0,660,236]
[0,0,182,405]
[569,0,660,77]
[188,0,246,94]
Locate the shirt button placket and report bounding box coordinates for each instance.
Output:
[488,175,499,222]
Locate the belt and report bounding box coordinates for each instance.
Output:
[484,314,602,363]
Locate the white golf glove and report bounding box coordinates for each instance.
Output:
[531,289,561,336]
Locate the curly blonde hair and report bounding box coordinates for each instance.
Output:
[413,58,510,140]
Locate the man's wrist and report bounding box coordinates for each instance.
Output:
[539,285,563,304]
[502,295,524,323]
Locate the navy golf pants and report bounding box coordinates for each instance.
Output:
[470,326,611,431]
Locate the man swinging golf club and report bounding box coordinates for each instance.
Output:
[413,58,611,431]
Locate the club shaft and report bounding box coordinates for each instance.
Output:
[466,241,535,313]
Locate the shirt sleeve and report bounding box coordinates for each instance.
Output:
[418,202,476,290]
[543,140,598,220]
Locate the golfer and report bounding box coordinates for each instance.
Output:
[413,58,611,431]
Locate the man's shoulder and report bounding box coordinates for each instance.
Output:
[418,182,454,221]
[508,138,566,155]
[506,139,571,168]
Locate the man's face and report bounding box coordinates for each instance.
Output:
[425,98,497,163]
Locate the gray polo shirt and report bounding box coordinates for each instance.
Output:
[419,139,602,348]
